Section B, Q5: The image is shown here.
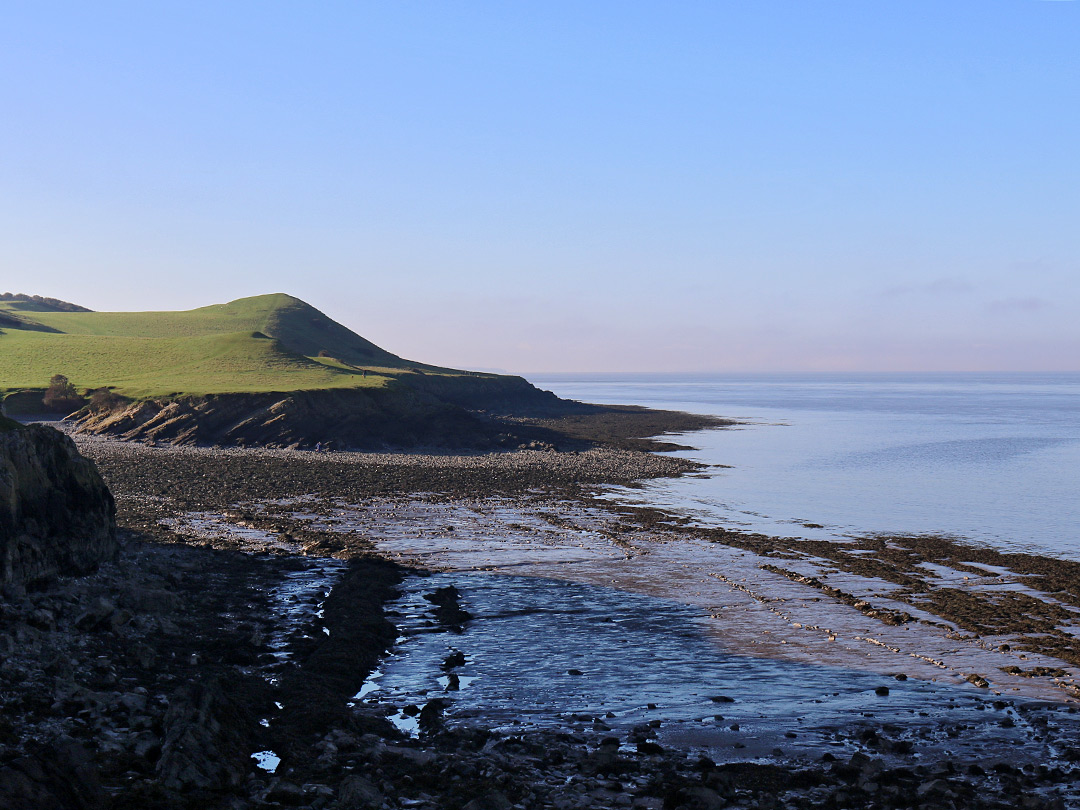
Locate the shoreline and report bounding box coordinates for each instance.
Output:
[77,431,1080,701]
[65,431,1080,705]
[3,422,1079,808]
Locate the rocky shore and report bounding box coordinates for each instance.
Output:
[2,417,1079,809]
[64,384,725,455]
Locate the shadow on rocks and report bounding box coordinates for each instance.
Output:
[0,736,107,810]
[156,675,256,793]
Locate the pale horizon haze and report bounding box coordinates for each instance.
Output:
[2,2,1078,373]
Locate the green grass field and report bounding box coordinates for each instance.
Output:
[0,293,487,399]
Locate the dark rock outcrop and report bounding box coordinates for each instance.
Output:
[69,387,518,450]
[157,678,255,791]
[402,372,570,416]
[0,423,117,590]
[0,737,107,810]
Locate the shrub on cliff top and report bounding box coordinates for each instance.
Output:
[43,374,85,414]
[88,388,126,412]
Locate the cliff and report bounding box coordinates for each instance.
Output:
[68,388,517,450]
[0,423,117,589]
[402,372,571,415]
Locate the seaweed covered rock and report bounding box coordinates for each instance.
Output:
[0,422,116,590]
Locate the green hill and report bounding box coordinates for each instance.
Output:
[0,293,716,451]
[0,293,498,399]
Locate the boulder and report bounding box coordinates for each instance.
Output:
[156,678,254,790]
[0,423,116,590]
[0,736,107,810]
[461,792,513,810]
[334,774,384,808]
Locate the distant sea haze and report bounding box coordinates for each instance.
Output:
[529,373,1080,561]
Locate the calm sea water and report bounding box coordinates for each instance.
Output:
[528,373,1080,560]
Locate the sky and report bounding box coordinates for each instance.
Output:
[1,2,1078,373]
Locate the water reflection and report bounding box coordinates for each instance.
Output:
[530,373,1080,557]
[361,572,1075,762]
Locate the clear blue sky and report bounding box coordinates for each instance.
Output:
[2,2,1077,372]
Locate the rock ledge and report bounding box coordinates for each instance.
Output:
[0,423,116,590]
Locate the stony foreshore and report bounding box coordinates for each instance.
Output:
[2,427,1079,809]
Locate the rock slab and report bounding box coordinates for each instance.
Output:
[0,423,116,589]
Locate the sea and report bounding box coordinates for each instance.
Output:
[528,373,1080,561]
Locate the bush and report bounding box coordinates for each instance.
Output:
[42,374,85,413]
[88,388,125,412]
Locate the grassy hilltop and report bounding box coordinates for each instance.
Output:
[0,293,498,400]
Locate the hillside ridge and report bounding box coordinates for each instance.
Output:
[0,292,500,399]
[0,292,92,312]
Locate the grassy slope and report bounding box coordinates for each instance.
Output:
[0,330,386,397]
[12,294,320,338]
[0,293,486,398]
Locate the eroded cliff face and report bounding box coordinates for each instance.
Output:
[402,373,570,415]
[68,388,520,450]
[0,423,117,589]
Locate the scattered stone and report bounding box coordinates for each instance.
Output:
[74,597,119,632]
[441,650,467,670]
[424,585,473,629]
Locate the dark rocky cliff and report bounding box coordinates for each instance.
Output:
[0,422,117,590]
[402,373,572,415]
[69,388,517,450]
